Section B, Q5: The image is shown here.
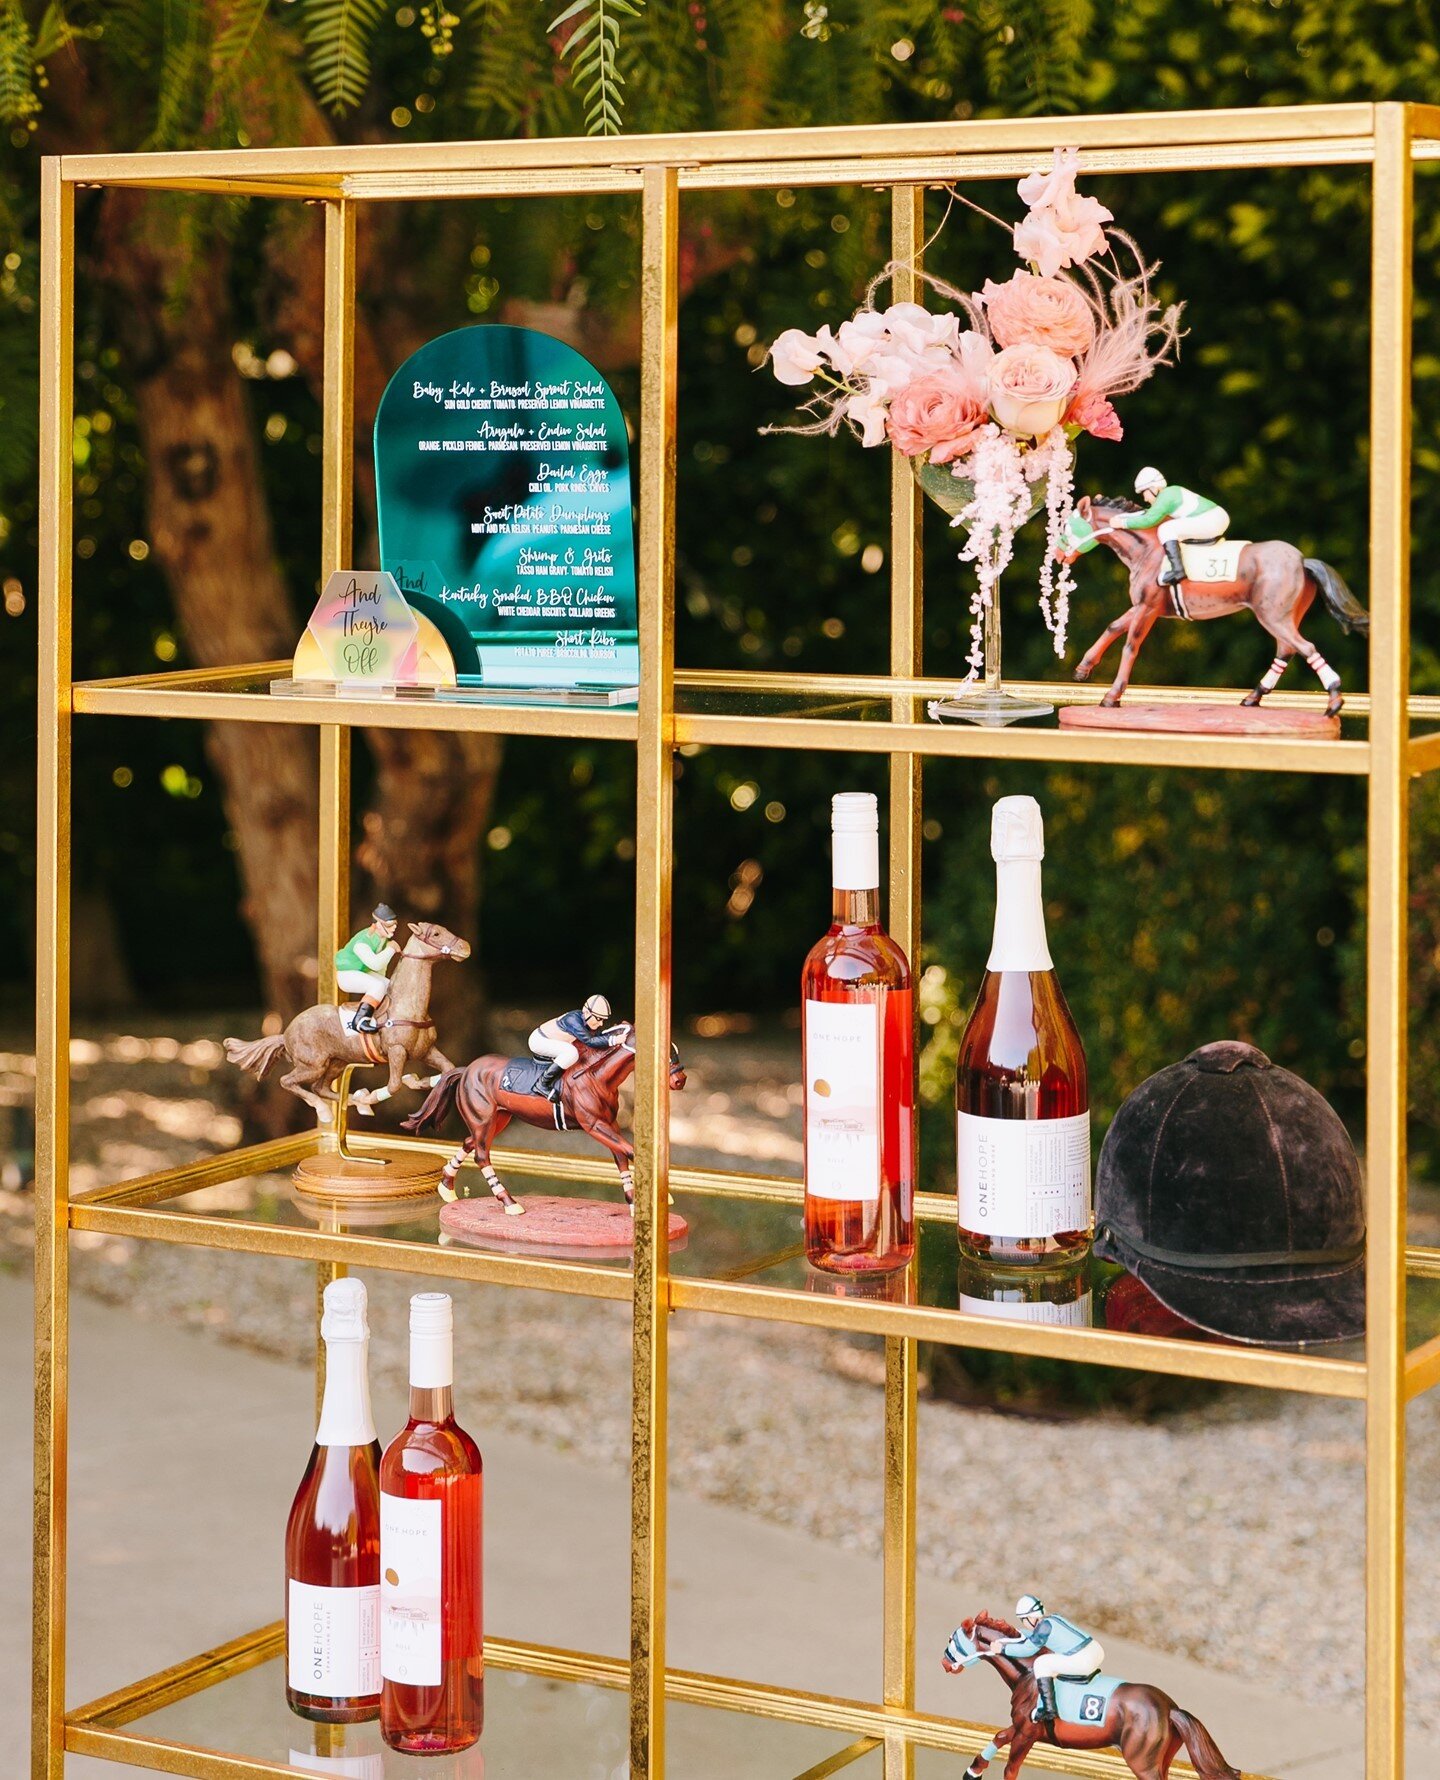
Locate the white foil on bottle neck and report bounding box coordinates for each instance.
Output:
[986,857,1053,971]
[316,1335,377,1447]
[408,1292,454,1389]
[832,826,879,891]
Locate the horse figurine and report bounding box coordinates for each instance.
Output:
[401,1019,687,1213]
[224,922,468,1117]
[1062,495,1369,717]
[942,1614,1240,1780]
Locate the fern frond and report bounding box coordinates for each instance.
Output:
[33,1,86,62]
[213,0,270,89]
[299,0,387,114]
[549,0,644,137]
[0,0,39,126]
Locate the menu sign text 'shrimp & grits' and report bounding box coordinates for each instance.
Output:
[374,324,639,701]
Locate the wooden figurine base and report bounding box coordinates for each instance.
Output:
[1058,701,1341,739]
[293,1150,444,1205]
[440,1192,689,1255]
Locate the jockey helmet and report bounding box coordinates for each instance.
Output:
[583,993,613,1026]
[1015,1594,1045,1626]
[1134,466,1165,496]
[372,903,397,924]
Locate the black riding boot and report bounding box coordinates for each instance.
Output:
[1159,540,1185,586]
[350,999,381,1034]
[1033,1677,1058,1724]
[537,1062,563,1102]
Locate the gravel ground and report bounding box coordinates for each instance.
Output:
[3,1010,1438,1729]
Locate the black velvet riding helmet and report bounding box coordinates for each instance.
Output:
[1093,1040,1365,1348]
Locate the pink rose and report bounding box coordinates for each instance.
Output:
[885,367,989,463]
[980,271,1095,357]
[988,343,1077,438]
[1066,389,1123,441]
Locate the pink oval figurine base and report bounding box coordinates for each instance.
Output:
[1058,702,1340,738]
[440,1192,689,1256]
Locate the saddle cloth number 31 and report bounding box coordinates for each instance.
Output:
[1179,538,1246,583]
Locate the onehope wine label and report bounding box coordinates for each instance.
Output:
[804,998,881,1201]
[287,1580,380,1699]
[380,1493,442,1687]
[956,1109,1091,1238]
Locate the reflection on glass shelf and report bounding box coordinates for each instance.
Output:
[106,1152,1440,1362]
[672,678,1400,740]
[110,1655,860,1778]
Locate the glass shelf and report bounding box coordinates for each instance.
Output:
[70,664,639,743]
[70,1136,1440,1400]
[69,663,1440,778]
[672,676,1394,775]
[69,1648,860,1780]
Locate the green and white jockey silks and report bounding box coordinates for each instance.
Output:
[1123,471,1229,549]
[335,926,399,1000]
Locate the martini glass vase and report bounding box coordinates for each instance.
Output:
[913,458,1055,727]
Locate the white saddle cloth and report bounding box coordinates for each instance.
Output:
[1179,538,1247,582]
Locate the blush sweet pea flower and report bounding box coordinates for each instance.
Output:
[1012,147,1113,279]
[980,271,1095,357]
[988,343,1078,438]
[769,327,828,385]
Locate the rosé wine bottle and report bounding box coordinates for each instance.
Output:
[955,795,1091,1267]
[380,1293,484,1754]
[285,1278,382,1724]
[802,792,915,1274]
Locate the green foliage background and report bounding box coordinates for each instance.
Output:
[1,0,1439,1178]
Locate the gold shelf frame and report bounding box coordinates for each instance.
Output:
[32,103,1429,1780]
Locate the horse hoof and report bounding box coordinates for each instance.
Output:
[503,1202,525,1216]
[1240,693,1261,708]
[1073,664,1091,682]
[438,1181,458,1203]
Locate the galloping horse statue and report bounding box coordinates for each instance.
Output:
[401,1019,687,1212]
[225,922,468,1117]
[1062,495,1368,716]
[942,1614,1240,1780]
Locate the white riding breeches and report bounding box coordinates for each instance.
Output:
[338,969,390,999]
[1158,509,1228,546]
[530,1028,580,1069]
[1035,1639,1104,1682]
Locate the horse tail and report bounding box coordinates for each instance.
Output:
[1305,558,1370,636]
[1170,1708,1241,1780]
[401,1067,463,1135]
[222,1033,286,1080]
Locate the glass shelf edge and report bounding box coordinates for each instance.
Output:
[67,1626,1283,1780]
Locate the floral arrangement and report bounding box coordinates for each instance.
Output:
[766,149,1182,674]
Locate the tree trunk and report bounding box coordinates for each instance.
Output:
[265,208,504,1061]
[96,197,320,1127]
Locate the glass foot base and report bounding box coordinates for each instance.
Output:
[927,688,1055,727]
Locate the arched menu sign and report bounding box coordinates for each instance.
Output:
[375,324,639,700]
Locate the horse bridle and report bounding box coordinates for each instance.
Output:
[406,926,458,958]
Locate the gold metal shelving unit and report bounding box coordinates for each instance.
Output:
[31,102,1437,1780]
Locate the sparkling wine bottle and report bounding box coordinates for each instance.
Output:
[955,795,1091,1267]
[802,791,915,1274]
[285,1277,382,1725]
[380,1292,484,1754]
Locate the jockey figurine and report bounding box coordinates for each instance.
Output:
[1122,467,1230,588]
[999,1594,1105,1725]
[529,995,618,1102]
[335,904,400,1034]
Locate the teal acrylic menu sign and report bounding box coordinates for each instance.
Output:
[375,324,639,698]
